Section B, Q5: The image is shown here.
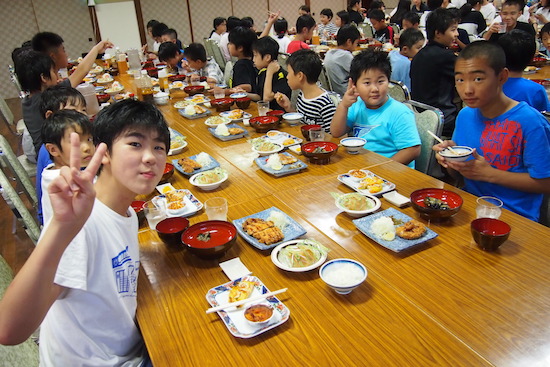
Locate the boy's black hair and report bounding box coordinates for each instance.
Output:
[287,49,322,84]
[299,5,311,13]
[426,8,458,41]
[252,36,279,61]
[459,0,482,19]
[146,20,160,30]
[337,10,350,25]
[498,29,536,72]
[502,0,525,9]
[213,17,226,29]
[399,28,425,48]
[350,49,392,82]
[457,40,506,75]
[349,0,361,8]
[241,16,254,28]
[540,22,550,37]
[427,0,444,10]
[152,22,169,38]
[39,85,86,118]
[93,99,170,153]
[162,28,178,40]
[228,26,257,58]
[274,18,289,38]
[31,32,64,54]
[15,50,54,92]
[296,15,316,34]
[227,16,241,32]
[158,42,181,62]
[321,8,334,19]
[184,43,207,62]
[370,1,386,10]
[12,45,31,65]
[368,9,386,21]
[42,110,92,158]
[336,25,361,45]
[403,11,420,25]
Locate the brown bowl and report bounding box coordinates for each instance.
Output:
[156,217,189,246]
[169,74,187,82]
[529,57,549,68]
[471,218,511,251]
[266,109,284,122]
[235,97,251,109]
[210,98,234,112]
[300,124,322,141]
[130,200,146,226]
[144,67,158,78]
[249,116,280,133]
[160,162,174,184]
[181,220,237,259]
[96,93,110,104]
[301,141,338,164]
[184,85,205,96]
[410,188,463,220]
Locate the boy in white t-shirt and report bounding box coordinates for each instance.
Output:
[0,99,170,366]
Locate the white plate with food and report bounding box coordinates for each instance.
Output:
[220,109,252,122]
[264,131,302,147]
[255,152,307,177]
[172,152,220,177]
[204,115,232,127]
[168,128,187,156]
[184,94,210,105]
[333,192,381,217]
[178,104,211,119]
[232,207,307,250]
[229,92,247,99]
[353,208,438,252]
[151,189,203,218]
[523,66,540,74]
[249,137,283,156]
[271,239,329,272]
[169,81,187,89]
[189,167,228,191]
[337,170,396,196]
[208,123,248,141]
[205,275,290,338]
[173,100,192,109]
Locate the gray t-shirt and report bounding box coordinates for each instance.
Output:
[323,49,353,97]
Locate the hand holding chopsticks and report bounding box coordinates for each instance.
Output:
[206,288,287,314]
[428,130,459,155]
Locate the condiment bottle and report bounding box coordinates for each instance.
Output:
[139,70,155,104]
[158,68,169,92]
[116,48,128,74]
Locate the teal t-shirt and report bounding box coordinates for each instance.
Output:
[346,96,420,167]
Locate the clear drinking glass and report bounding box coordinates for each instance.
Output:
[257,101,270,116]
[309,130,325,142]
[214,88,225,99]
[144,200,167,230]
[205,197,228,221]
[476,196,503,219]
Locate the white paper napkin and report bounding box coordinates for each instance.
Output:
[219,257,252,280]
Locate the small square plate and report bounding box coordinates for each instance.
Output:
[208,124,249,141]
[255,153,307,177]
[264,131,302,147]
[337,170,396,197]
[172,153,220,177]
[178,108,212,120]
[353,208,438,252]
[232,207,307,250]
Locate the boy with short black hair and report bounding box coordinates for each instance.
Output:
[228,26,258,92]
[318,8,339,39]
[484,0,536,41]
[389,28,425,91]
[331,49,421,167]
[324,25,362,96]
[434,41,550,221]
[275,49,337,132]
[403,11,421,29]
[184,43,224,84]
[161,28,183,50]
[0,99,170,365]
[410,8,459,136]
[369,9,394,43]
[287,15,316,53]
[540,22,550,55]
[498,29,550,112]
[158,42,188,74]
[249,37,291,110]
[40,110,94,224]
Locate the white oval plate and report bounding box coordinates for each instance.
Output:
[271,240,327,272]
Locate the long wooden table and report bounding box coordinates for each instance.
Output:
[112,75,550,366]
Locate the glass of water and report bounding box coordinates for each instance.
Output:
[205,197,228,221]
[476,196,503,219]
[257,100,270,116]
[144,200,166,230]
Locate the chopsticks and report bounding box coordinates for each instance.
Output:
[427,130,459,155]
[205,288,288,314]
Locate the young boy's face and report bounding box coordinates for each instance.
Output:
[165,52,183,68]
[435,23,459,47]
[106,128,168,197]
[55,127,95,168]
[501,4,521,28]
[286,65,302,90]
[402,19,418,30]
[228,42,240,57]
[371,19,386,31]
[344,39,360,52]
[187,58,205,71]
[401,39,424,58]
[252,51,271,70]
[542,32,550,51]
[335,15,343,28]
[161,35,175,44]
[354,68,389,108]
[320,14,331,25]
[454,56,505,110]
[51,44,69,70]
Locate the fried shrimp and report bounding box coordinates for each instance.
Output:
[396,220,427,240]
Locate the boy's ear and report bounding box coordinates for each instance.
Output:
[264,54,273,63]
[45,143,61,158]
[44,110,53,119]
[498,67,509,85]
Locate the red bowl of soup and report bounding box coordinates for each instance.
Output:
[301,141,338,164]
[160,162,174,184]
[181,220,237,259]
[249,116,280,133]
[410,188,463,220]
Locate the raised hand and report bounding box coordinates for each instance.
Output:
[266,60,280,74]
[274,92,291,111]
[48,133,106,226]
[342,79,359,108]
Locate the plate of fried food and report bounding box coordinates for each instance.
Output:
[337,170,396,196]
[220,109,252,122]
[208,123,248,141]
[172,152,220,177]
[233,207,307,250]
[353,207,438,252]
[255,152,307,177]
[205,275,290,338]
[151,189,203,218]
[264,131,302,147]
[184,94,210,105]
[168,128,187,156]
[178,104,211,119]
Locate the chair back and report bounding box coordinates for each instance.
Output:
[327,91,342,107]
[389,23,400,38]
[318,65,332,92]
[203,38,215,58]
[388,80,410,102]
[0,134,37,205]
[277,53,290,72]
[223,61,234,87]
[205,39,227,72]
[404,100,444,175]
[358,23,374,39]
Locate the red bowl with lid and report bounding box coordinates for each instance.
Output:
[266,110,285,122]
[181,220,237,259]
[301,141,338,164]
[249,115,280,133]
[410,188,463,220]
[211,98,234,112]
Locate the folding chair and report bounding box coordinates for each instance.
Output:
[0,134,37,204]
[388,80,410,102]
[205,39,227,72]
[318,65,332,92]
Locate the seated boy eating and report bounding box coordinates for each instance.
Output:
[369,9,395,44]
[433,41,550,221]
[331,49,421,167]
[184,43,224,85]
[249,36,291,111]
[158,41,190,74]
[275,49,337,132]
[40,109,94,224]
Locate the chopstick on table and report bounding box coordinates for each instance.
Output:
[205,288,288,314]
[427,130,459,155]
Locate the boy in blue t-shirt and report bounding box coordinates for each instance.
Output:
[388,28,425,92]
[331,49,421,167]
[434,41,550,221]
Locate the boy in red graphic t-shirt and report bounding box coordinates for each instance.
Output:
[433,41,550,222]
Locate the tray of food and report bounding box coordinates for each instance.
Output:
[220,109,252,122]
[208,123,248,141]
[337,169,396,196]
[264,130,302,147]
[205,275,290,338]
[172,152,220,177]
[178,104,211,119]
[232,207,307,250]
[353,207,438,252]
[151,189,203,218]
[255,152,307,177]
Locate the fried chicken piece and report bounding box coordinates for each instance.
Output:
[396,220,427,240]
[242,218,274,235]
[177,157,202,173]
[228,127,245,135]
[252,226,284,245]
[278,154,297,165]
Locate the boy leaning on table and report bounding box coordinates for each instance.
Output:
[0,99,170,366]
[433,41,550,222]
[330,49,421,168]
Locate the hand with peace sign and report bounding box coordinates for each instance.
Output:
[341,78,360,109]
